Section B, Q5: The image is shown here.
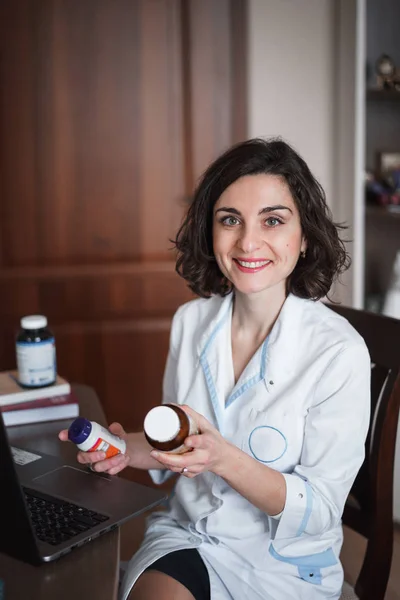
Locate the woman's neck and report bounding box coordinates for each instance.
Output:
[232,287,287,343]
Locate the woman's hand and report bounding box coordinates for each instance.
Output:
[58,422,132,476]
[149,405,231,478]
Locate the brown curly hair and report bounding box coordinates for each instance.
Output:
[173,138,350,300]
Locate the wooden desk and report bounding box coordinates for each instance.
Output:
[0,384,120,600]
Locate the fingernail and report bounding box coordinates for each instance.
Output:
[151,451,159,458]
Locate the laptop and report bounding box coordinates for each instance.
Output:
[0,412,167,565]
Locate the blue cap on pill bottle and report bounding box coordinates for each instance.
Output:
[68,417,92,445]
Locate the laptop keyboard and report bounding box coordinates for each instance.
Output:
[23,487,110,546]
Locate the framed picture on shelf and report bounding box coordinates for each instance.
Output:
[377,151,400,174]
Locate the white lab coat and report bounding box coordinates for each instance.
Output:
[119,293,370,600]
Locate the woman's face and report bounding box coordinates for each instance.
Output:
[212,174,306,299]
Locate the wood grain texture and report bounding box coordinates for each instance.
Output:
[186,0,235,181]
[0,0,186,266]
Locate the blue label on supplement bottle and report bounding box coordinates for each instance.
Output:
[16,338,56,386]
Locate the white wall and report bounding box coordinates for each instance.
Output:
[248,0,336,207]
[247,0,365,307]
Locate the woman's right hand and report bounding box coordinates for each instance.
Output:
[58,422,132,476]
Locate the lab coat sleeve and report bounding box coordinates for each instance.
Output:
[273,341,371,540]
[148,307,182,485]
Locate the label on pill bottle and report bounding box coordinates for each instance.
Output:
[89,438,121,458]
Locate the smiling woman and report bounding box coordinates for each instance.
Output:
[212,174,305,298]
[62,138,370,600]
[174,138,349,301]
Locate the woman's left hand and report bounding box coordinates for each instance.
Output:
[149,405,230,478]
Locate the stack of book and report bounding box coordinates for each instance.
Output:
[0,370,78,426]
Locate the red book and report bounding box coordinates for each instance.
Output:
[0,393,79,427]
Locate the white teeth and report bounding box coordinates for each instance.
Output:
[237,260,270,268]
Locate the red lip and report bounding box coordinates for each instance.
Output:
[233,259,271,274]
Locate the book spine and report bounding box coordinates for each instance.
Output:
[0,393,76,412]
[3,403,79,426]
[0,382,71,407]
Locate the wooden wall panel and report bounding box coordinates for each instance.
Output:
[55,324,172,430]
[139,0,185,257]
[183,0,248,186]
[0,264,192,323]
[0,0,185,267]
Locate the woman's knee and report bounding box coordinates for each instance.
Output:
[127,570,196,600]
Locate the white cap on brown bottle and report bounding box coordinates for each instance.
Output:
[144,406,181,443]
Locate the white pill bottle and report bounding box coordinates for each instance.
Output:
[68,417,126,458]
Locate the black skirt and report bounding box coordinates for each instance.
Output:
[144,548,211,600]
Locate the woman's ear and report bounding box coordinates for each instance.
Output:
[301,237,307,254]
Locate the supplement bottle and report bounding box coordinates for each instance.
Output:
[144,404,198,454]
[68,417,126,458]
[16,315,56,388]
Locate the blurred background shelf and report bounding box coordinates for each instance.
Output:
[367,88,400,102]
[365,205,400,217]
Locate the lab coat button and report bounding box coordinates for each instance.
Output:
[269,380,274,385]
[189,536,198,544]
[298,493,303,499]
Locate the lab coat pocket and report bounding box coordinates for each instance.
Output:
[269,543,338,585]
[246,424,287,463]
[241,408,294,470]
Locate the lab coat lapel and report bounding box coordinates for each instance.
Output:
[198,294,233,433]
[197,293,305,430]
[264,294,305,391]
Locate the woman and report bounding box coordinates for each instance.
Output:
[60,138,370,600]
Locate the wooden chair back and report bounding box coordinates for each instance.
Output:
[328,304,400,600]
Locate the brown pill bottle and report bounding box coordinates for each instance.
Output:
[143,404,198,454]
